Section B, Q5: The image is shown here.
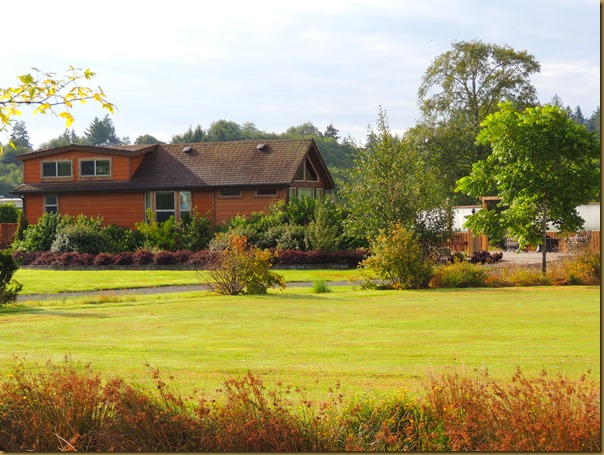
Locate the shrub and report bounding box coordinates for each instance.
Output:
[549,250,601,285]
[0,249,22,305]
[153,251,177,265]
[200,233,285,295]
[179,212,214,251]
[304,197,342,252]
[14,212,63,252]
[113,252,134,266]
[103,224,144,253]
[424,368,600,451]
[132,250,154,266]
[430,261,488,288]
[0,203,20,223]
[498,265,552,287]
[51,216,108,255]
[311,280,331,294]
[135,210,177,251]
[359,223,433,290]
[93,253,115,266]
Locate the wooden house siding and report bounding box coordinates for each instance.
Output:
[130,155,146,178]
[213,188,286,225]
[58,193,145,228]
[21,151,132,183]
[191,192,214,219]
[24,194,44,223]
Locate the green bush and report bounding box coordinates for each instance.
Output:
[0,249,22,305]
[179,211,214,251]
[311,279,331,294]
[102,224,144,253]
[430,261,488,288]
[135,210,177,251]
[359,223,433,290]
[14,212,64,252]
[0,203,20,223]
[51,215,108,255]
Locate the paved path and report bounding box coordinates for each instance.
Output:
[17,252,568,302]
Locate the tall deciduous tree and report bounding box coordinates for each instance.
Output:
[0,67,115,149]
[416,40,541,203]
[341,109,447,242]
[457,102,600,273]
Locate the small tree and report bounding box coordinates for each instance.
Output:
[200,234,285,295]
[0,250,22,306]
[358,223,433,290]
[457,102,601,273]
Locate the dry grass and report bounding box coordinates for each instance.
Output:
[0,358,599,451]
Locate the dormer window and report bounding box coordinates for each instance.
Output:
[294,157,319,182]
[80,158,111,177]
[42,160,72,178]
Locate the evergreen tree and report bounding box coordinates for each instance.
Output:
[84,115,127,146]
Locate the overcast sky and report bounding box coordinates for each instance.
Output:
[1,0,599,148]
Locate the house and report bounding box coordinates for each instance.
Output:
[12,139,335,228]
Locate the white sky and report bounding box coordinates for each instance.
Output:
[1,0,600,148]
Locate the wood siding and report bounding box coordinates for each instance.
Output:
[59,193,145,228]
[23,151,132,183]
[24,194,44,223]
[213,189,286,225]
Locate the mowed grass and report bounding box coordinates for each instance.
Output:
[14,268,359,295]
[2,281,599,398]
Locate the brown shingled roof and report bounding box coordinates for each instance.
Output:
[12,139,335,195]
[131,139,331,189]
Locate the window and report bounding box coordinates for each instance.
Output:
[297,188,314,199]
[288,188,297,199]
[219,189,241,198]
[155,192,175,222]
[42,161,72,178]
[179,191,191,219]
[294,158,319,182]
[256,188,278,197]
[80,159,111,177]
[144,191,191,222]
[44,195,58,213]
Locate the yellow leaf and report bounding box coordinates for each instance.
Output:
[59,111,74,128]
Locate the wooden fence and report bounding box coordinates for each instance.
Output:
[0,223,17,247]
[447,230,601,254]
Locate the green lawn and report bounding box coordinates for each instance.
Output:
[2,281,599,398]
[15,268,359,295]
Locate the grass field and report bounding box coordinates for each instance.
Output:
[2,272,599,398]
[14,268,359,295]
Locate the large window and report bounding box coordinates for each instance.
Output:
[42,161,72,178]
[80,159,111,177]
[44,195,58,213]
[294,158,319,182]
[145,191,191,222]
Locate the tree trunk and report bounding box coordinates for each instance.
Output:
[541,201,548,274]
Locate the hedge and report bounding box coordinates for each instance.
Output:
[12,249,368,268]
